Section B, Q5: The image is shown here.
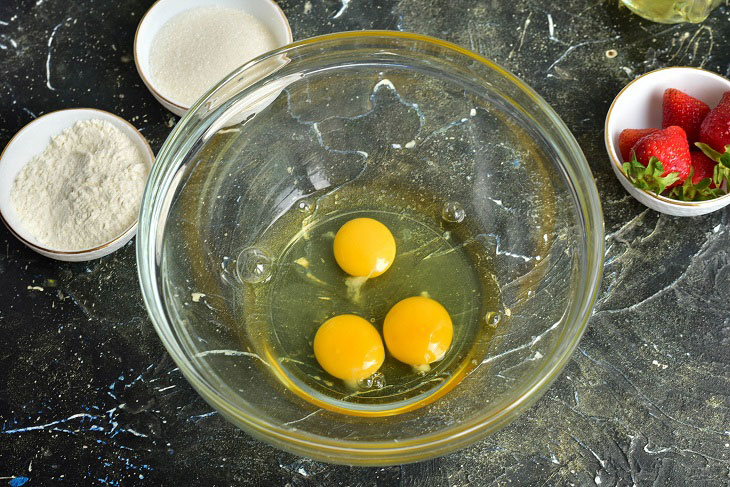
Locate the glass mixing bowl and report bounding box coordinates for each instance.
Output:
[137,31,603,465]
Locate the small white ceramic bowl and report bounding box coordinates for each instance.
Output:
[134,0,293,117]
[0,108,155,261]
[605,66,730,216]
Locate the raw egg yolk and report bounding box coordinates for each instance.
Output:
[383,296,453,367]
[333,217,396,277]
[313,314,385,382]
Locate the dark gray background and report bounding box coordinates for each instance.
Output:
[1,0,729,485]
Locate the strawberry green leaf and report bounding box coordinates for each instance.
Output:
[721,145,730,169]
[696,142,722,160]
[694,178,712,191]
[712,162,730,189]
[668,167,722,201]
[696,142,730,168]
[698,142,730,187]
[622,156,680,195]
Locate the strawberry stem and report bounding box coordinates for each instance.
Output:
[667,167,722,201]
[696,142,730,187]
[622,156,680,195]
[621,155,724,202]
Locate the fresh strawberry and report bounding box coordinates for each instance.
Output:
[619,128,657,161]
[689,151,716,186]
[667,151,722,201]
[698,91,730,154]
[662,88,710,144]
[631,125,691,187]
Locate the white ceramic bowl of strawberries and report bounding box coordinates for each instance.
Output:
[605,67,730,216]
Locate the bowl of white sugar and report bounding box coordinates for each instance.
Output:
[134,0,292,116]
[0,108,154,261]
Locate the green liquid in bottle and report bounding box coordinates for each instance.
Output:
[620,0,721,23]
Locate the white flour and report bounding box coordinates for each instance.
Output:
[11,119,149,251]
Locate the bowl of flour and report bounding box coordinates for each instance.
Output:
[0,108,154,261]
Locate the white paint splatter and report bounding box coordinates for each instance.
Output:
[651,359,668,370]
[46,18,72,91]
[0,413,96,434]
[194,349,274,369]
[509,12,532,59]
[125,428,148,438]
[644,444,671,454]
[496,249,534,262]
[547,13,557,41]
[373,78,396,91]
[489,198,505,208]
[333,0,351,19]
[547,37,620,75]
[282,409,321,426]
[479,317,559,366]
[27,285,44,291]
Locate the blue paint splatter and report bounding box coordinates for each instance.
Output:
[9,477,29,487]
[95,477,120,486]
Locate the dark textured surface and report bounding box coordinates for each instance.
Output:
[1,0,729,485]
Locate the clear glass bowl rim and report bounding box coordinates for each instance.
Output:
[136,30,605,465]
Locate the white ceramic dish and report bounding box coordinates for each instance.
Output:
[134,0,293,116]
[605,66,730,216]
[0,108,155,261]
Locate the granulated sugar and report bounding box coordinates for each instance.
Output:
[149,6,278,107]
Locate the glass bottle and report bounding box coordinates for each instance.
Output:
[620,0,722,23]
